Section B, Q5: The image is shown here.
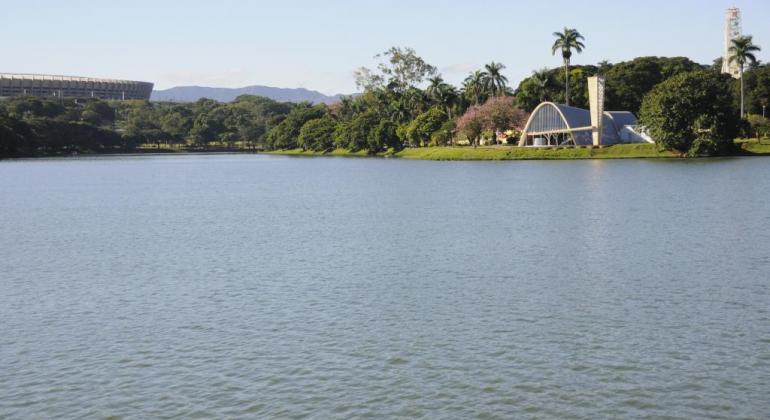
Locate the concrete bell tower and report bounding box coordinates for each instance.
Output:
[587,76,605,146]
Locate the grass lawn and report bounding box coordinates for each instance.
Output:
[737,139,770,155]
[269,144,679,160]
[397,144,676,160]
[170,141,770,161]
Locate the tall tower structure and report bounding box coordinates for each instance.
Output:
[587,76,605,146]
[722,7,742,79]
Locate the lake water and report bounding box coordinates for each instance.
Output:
[1,154,769,419]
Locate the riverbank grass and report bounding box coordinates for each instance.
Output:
[268,144,679,160]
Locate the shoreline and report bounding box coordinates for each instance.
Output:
[266,142,770,160]
[3,142,770,161]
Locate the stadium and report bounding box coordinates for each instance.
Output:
[0,73,153,100]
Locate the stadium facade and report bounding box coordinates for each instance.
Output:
[0,73,153,100]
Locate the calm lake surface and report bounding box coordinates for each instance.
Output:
[1,154,769,419]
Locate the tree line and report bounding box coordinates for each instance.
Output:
[1,36,769,158]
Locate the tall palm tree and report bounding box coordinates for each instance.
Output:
[729,35,761,118]
[434,84,458,118]
[552,27,585,106]
[463,70,487,105]
[426,76,445,99]
[531,68,550,102]
[483,62,508,97]
[425,75,458,118]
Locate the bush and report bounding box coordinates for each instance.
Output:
[639,71,739,156]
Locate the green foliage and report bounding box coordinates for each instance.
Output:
[264,103,326,150]
[2,97,65,119]
[405,107,447,147]
[368,120,400,152]
[737,64,770,115]
[747,114,770,138]
[514,65,598,111]
[333,112,375,151]
[298,116,336,151]
[354,46,437,93]
[463,70,488,106]
[0,94,295,157]
[0,116,32,156]
[346,110,380,151]
[515,57,704,114]
[431,119,456,146]
[552,27,586,106]
[639,71,739,156]
[604,56,704,113]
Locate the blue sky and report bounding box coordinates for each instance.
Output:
[2,0,769,94]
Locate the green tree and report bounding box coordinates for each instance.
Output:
[160,109,192,145]
[82,100,115,126]
[426,76,446,100]
[264,103,326,150]
[298,116,336,151]
[431,119,456,146]
[405,107,447,147]
[604,57,703,114]
[531,68,550,102]
[463,70,487,105]
[367,120,400,152]
[426,76,458,118]
[552,27,585,106]
[121,101,165,147]
[0,116,31,157]
[514,65,597,111]
[728,35,761,117]
[355,47,436,93]
[188,114,217,148]
[639,71,739,156]
[483,62,508,97]
[333,110,380,151]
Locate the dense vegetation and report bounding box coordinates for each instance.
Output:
[639,71,740,156]
[1,42,769,159]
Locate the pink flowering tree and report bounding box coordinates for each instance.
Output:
[456,97,529,146]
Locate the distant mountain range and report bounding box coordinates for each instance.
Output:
[151,85,352,104]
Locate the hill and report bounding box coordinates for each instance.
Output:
[151,85,351,104]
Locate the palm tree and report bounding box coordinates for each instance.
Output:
[463,70,487,105]
[426,76,445,99]
[552,27,585,106]
[729,35,761,118]
[482,62,508,97]
[434,84,458,118]
[425,75,458,118]
[531,68,550,102]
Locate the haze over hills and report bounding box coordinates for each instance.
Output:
[151,85,353,104]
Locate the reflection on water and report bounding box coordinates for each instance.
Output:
[1,154,769,418]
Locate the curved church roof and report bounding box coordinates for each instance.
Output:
[522,102,591,134]
[604,111,638,130]
[519,102,640,146]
